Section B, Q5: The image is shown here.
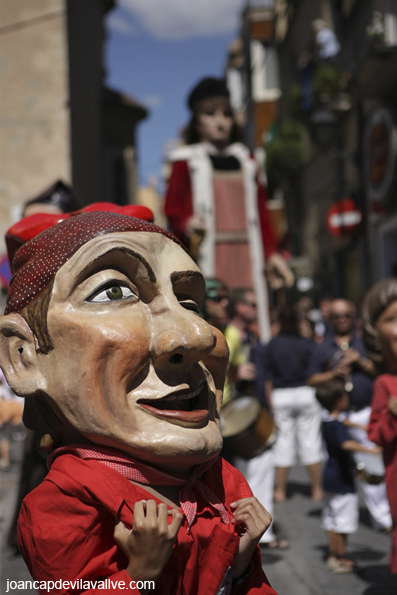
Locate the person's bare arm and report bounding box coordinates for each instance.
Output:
[307,361,351,386]
[341,441,382,454]
[113,500,183,590]
[342,418,368,431]
[307,371,335,386]
[342,348,376,376]
[387,396,397,418]
[265,379,273,412]
[357,356,376,376]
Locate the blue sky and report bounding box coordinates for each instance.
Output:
[105,0,247,189]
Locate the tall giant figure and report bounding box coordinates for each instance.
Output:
[165,77,293,341]
[363,278,397,574]
[0,205,277,594]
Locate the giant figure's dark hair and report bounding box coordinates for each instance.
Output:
[362,278,397,369]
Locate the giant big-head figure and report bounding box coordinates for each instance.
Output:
[362,278,397,374]
[0,208,228,474]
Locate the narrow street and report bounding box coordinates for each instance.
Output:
[1,439,396,595]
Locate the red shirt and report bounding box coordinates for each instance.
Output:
[18,455,278,594]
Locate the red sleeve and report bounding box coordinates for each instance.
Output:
[368,376,397,447]
[164,160,193,246]
[18,485,142,595]
[256,176,278,258]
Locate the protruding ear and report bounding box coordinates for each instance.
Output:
[0,313,47,397]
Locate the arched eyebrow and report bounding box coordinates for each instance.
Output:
[170,271,206,303]
[73,246,156,288]
[170,270,205,286]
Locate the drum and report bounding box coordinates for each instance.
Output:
[354,452,385,485]
[221,396,277,460]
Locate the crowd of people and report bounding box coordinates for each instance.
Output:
[163,74,395,579]
[199,279,396,576]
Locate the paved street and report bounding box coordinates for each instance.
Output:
[1,438,396,595]
[259,465,396,595]
[1,438,32,593]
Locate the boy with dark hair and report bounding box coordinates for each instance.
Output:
[316,380,382,573]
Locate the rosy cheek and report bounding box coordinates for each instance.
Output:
[382,327,397,340]
[101,328,150,379]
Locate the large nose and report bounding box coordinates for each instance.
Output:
[150,306,216,369]
[215,111,228,129]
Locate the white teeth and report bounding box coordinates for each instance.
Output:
[161,385,202,402]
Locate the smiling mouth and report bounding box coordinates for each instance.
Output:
[153,394,200,411]
[138,384,209,424]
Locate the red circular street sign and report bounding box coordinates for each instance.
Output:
[326,198,363,237]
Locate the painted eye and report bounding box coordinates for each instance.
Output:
[180,300,200,314]
[88,283,136,303]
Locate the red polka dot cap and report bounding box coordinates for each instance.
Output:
[5,204,185,315]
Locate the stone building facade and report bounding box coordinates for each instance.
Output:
[0,0,147,254]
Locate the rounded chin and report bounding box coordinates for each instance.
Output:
[207,433,223,458]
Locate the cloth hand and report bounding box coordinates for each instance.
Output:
[231,497,272,579]
[265,253,294,290]
[186,215,206,238]
[114,499,183,583]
